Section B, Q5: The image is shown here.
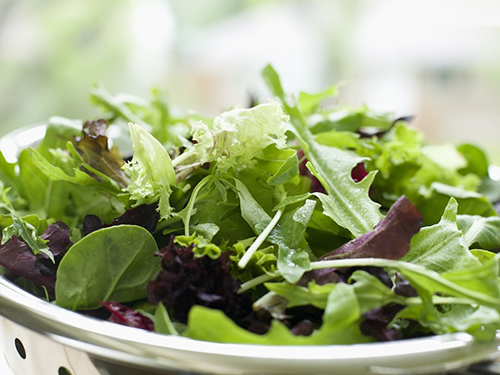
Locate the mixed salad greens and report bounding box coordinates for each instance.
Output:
[1,65,500,345]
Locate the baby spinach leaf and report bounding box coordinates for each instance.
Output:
[55,225,160,310]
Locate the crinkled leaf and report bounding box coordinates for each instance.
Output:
[147,240,253,326]
[185,101,289,173]
[174,233,224,259]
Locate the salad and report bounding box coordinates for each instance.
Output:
[1,65,500,346]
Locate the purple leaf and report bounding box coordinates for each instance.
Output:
[321,196,422,261]
[76,119,129,188]
[83,204,160,236]
[147,238,254,327]
[297,150,326,194]
[351,162,368,182]
[100,301,154,331]
[360,304,404,341]
[0,221,72,297]
[302,196,421,286]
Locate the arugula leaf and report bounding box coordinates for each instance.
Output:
[262,64,383,237]
[27,148,122,196]
[402,198,480,273]
[271,199,316,283]
[457,215,500,250]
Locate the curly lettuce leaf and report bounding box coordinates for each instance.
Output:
[178,101,289,173]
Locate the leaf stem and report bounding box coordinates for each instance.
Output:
[238,273,279,294]
[238,209,283,269]
[405,296,476,306]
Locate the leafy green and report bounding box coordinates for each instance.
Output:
[402,198,481,273]
[0,187,52,261]
[262,64,383,237]
[457,215,500,250]
[124,123,176,220]
[3,64,500,347]
[55,225,160,310]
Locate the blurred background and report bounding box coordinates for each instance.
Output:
[1,0,500,161]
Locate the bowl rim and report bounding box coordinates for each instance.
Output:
[1,275,499,375]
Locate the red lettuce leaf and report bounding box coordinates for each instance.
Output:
[83,204,160,236]
[76,119,129,188]
[147,238,254,328]
[0,221,72,297]
[360,304,404,341]
[302,196,422,286]
[100,301,154,331]
[321,196,422,261]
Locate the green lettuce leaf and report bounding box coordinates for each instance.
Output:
[124,123,176,220]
